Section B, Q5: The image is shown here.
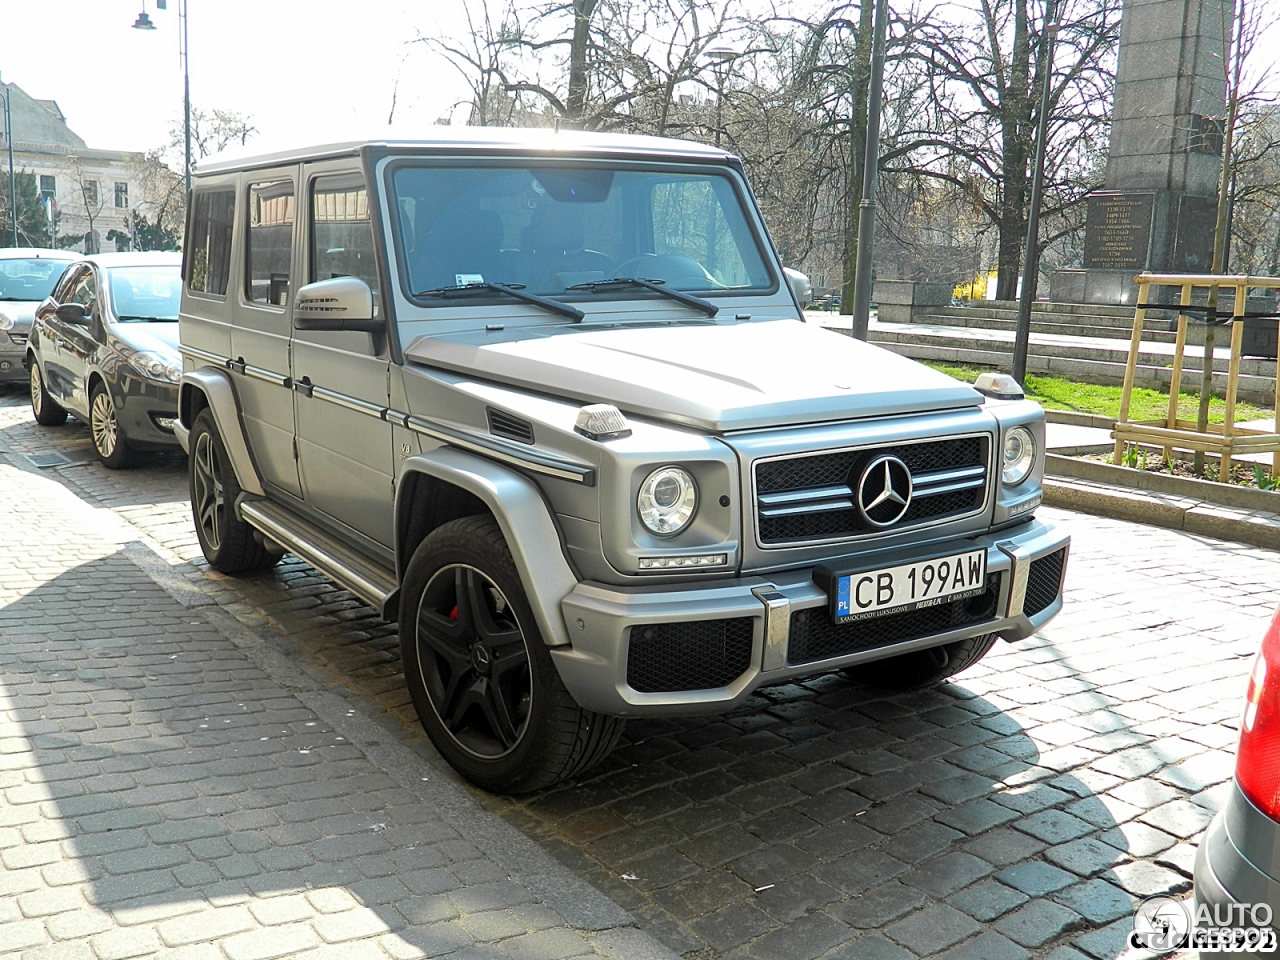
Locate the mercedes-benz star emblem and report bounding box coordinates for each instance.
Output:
[856,455,913,527]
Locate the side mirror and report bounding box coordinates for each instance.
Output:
[56,303,90,325]
[293,277,381,332]
[784,267,812,307]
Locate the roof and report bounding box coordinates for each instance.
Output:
[195,126,736,176]
[0,247,80,261]
[82,252,183,268]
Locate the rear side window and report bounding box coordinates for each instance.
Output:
[311,174,380,318]
[246,179,295,306]
[186,190,235,296]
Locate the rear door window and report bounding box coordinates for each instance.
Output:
[186,189,235,296]
[246,179,296,307]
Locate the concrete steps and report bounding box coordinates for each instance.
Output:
[808,308,1280,405]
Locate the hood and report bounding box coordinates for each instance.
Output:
[113,321,180,357]
[0,300,41,334]
[404,319,981,432]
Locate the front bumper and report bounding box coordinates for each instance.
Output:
[1194,780,1280,956]
[0,334,28,382]
[113,377,181,451]
[551,517,1069,716]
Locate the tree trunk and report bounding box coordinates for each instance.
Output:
[841,0,877,314]
[565,0,600,125]
[995,0,1032,302]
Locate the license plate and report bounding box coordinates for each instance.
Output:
[833,549,987,623]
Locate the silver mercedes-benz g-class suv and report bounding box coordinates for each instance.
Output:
[175,129,1069,792]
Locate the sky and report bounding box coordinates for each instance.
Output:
[0,0,480,158]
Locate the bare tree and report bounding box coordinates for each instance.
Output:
[897,0,1121,299]
[65,156,108,253]
[171,107,258,162]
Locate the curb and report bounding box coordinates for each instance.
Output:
[1043,475,1280,551]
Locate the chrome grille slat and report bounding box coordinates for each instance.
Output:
[912,476,987,497]
[753,434,991,546]
[757,484,854,507]
[759,498,856,518]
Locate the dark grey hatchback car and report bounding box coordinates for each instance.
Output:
[27,252,184,467]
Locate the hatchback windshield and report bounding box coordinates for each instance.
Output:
[0,259,72,302]
[390,163,773,305]
[108,265,182,321]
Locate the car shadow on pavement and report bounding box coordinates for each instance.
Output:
[474,656,1197,959]
[0,550,569,959]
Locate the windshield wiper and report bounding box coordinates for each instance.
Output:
[566,277,719,318]
[413,282,584,322]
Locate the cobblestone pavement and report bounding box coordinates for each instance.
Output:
[1,383,1273,960]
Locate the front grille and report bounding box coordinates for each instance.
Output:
[8,333,28,346]
[787,573,1001,665]
[1023,549,1066,616]
[627,618,754,692]
[755,435,990,545]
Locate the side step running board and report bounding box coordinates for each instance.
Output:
[239,499,400,620]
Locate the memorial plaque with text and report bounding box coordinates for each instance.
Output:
[1084,192,1155,269]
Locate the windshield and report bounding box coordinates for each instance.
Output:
[0,258,72,302]
[390,162,774,307]
[108,265,181,321]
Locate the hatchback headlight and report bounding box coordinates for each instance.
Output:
[637,466,698,536]
[131,351,183,384]
[0,311,14,331]
[1002,426,1036,486]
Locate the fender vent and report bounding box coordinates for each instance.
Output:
[487,408,534,444]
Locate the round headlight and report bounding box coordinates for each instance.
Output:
[1002,426,1036,486]
[637,466,698,536]
[0,311,14,331]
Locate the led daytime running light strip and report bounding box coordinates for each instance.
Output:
[638,554,728,569]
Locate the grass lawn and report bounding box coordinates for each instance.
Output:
[921,360,1275,425]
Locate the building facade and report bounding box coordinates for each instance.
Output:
[2,81,152,252]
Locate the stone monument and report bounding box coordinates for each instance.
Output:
[1051,0,1230,305]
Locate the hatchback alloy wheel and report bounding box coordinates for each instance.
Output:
[90,389,118,459]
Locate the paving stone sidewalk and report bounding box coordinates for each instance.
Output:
[0,445,676,958]
[2,386,1277,959]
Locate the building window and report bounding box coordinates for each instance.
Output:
[115,182,129,208]
[39,175,55,202]
[82,180,98,206]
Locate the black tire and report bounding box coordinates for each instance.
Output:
[89,381,135,469]
[399,516,624,793]
[841,633,999,690]
[29,359,67,426]
[188,409,279,573]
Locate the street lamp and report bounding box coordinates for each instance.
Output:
[1011,2,1059,383]
[703,46,742,149]
[133,0,191,193]
[849,0,890,341]
[1,72,16,247]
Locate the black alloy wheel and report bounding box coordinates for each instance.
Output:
[400,516,624,793]
[188,410,279,573]
[417,564,533,759]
